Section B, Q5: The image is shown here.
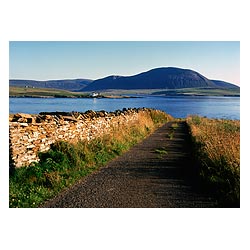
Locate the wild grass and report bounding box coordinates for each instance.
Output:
[155,147,168,159]
[9,109,172,208]
[186,115,240,207]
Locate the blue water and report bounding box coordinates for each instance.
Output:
[9,96,240,120]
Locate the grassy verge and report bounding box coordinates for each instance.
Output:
[186,116,240,207]
[9,110,172,208]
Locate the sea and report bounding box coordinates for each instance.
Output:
[9,95,240,120]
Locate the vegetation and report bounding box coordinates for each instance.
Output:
[9,86,89,98]
[9,110,173,208]
[152,87,240,96]
[88,87,239,97]
[186,116,240,207]
[10,86,240,98]
[155,147,168,159]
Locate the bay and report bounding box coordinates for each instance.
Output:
[9,96,240,120]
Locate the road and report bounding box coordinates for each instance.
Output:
[41,121,217,208]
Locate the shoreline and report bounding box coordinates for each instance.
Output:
[9,94,240,98]
[9,95,139,99]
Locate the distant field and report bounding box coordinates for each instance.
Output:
[9,86,240,98]
[152,87,240,96]
[83,87,240,96]
[9,86,88,98]
[9,86,135,99]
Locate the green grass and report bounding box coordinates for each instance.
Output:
[154,147,168,159]
[10,110,172,208]
[81,87,240,96]
[9,141,99,208]
[155,148,168,154]
[168,132,174,140]
[10,86,240,98]
[152,87,240,96]
[9,86,89,98]
[9,138,137,208]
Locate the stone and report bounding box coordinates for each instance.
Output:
[9,109,153,168]
[62,116,78,122]
[20,123,28,127]
[14,113,32,119]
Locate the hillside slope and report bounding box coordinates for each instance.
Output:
[83,67,238,91]
[10,67,239,92]
[210,80,239,89]
[9,79,93,91]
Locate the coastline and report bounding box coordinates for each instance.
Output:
[9,95,138,99]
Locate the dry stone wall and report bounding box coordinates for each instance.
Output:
[9,108,150,168]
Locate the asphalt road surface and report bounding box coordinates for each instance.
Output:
[41,121,217,208]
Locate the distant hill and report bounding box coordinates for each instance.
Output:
[10,67,239,92]
[210,80,239,89]
[9,79,93,91]
[82,67,239,91]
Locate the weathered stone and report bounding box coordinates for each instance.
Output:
[9,108,154,168]
[14,113,32,119]
[35,115,44,123]
[62,116,78,122]
[20,123,28,127]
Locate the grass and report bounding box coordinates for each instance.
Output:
[155,147,168,159]
[152,87,240,96]
[186,115,240,207]
[86,87,240,96]
[171,123,179,129]
[10,86,240,98]
[9,86,89,98]
[9,109,173,208]
[169,122,179,139]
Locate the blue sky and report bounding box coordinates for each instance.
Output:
[9,41,240,85]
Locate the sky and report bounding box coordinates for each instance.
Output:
[9,41,240,85]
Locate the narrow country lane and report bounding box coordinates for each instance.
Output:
[41,121,217,208]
